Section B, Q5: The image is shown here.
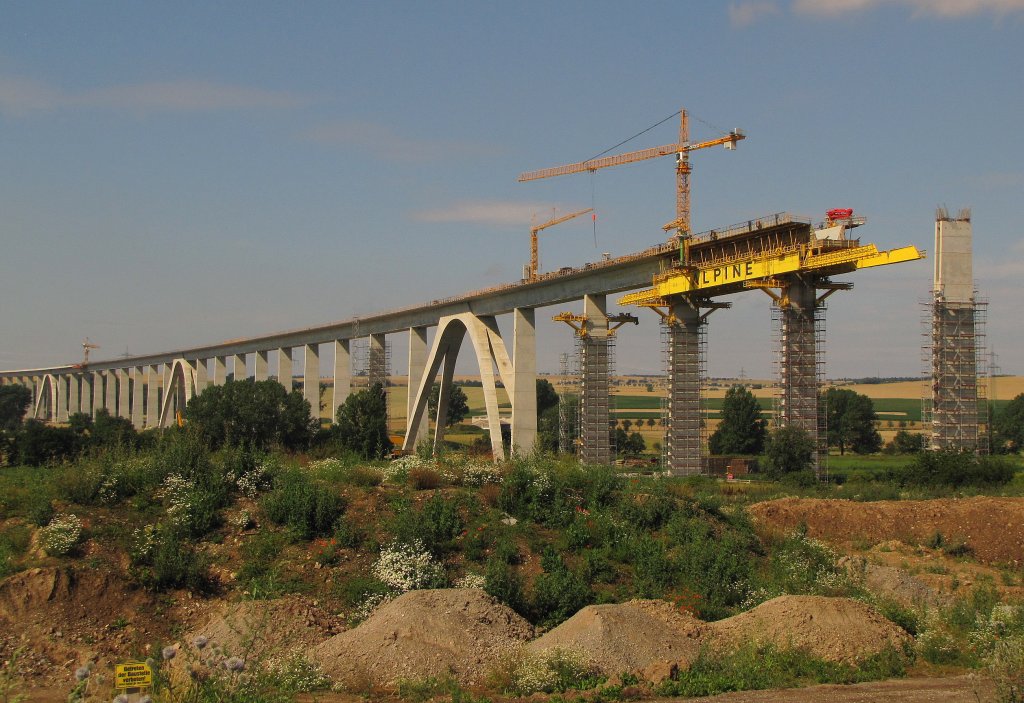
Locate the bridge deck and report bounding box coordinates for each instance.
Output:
[1,213,810,376]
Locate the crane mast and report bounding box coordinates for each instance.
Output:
[518,109,744,265]
[528,207,594,280]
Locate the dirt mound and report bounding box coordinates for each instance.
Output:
[710,595,910,663]
[186,595,344,665]
[312,588,533,688]
[748,497,1024,565]
[839,556,948,608]
[528,600,706,681]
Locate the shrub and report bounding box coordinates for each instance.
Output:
[484,556,527,616]
[389,492,463,556]
[903,450,1015,488]
[408,467,443,490]
[39,513,82,556]
[988,635,1024,703]
[511,647,601,695]
[130,523,209,592]
[531,548,591,627]
[261,469,345,540]
[372,539,447,592]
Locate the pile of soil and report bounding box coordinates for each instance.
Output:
[527,600,706,681]
[312,589,533,688]
[186,595,345,665]
[838,556,948,608]
[709,595,911,663]
[748,497,1024,565]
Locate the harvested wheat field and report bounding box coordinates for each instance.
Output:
[709,595,911,664]
[749,496,1024,565]
[311,588,534,688]
[527,599,707,680]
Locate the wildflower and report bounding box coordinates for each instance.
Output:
[225,657,245,672]
[75,666,90,681]
[193,635,208,650]
[162,645,177,661]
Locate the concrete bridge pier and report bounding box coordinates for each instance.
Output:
[333,340,350,418]
[254,351,269,381]
[580,294,612,466]
[407,327,429,451]
[117,368,130,420]
[511,307,537,456]
[278,348,292,392]
[232,353,247,382]
[303,343,320,421]
[777,278,822,473]
[68,374,81,417]
[665,301,703,476]
[145,365,161,428]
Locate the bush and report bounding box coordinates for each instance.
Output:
[261,469,345,540]
[903,450,1015,488]
[408,467,442,490]
[39,513,82,556]
[389,492,463,556]
[763,426,816,480]
[130,523,209,592]
[372,539,447,592]
[484,555,527,616]
[531,548,591,627]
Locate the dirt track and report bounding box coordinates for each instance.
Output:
[655,674,991,702]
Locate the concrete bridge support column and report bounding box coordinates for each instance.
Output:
[254,351,269,381]
[278,348,293,392]
[212,356,228,385]
[81,375,92,416]
[580,295,612,465]
[117,369,131,419]
[131,367,144,429]
[368,334,387,390]
[407,328,429,450]
[665,302,704,476]
[303,344,320,421]
[55,376,68,421]
[192,359,209,394]
[511,307,537,456]
[233,354,247,382]
[333,340,351,420]
[778,279,822,474]
[68,375,81,417]
[104,371,117,415]
[92,372,104,416]
[145,365,161,428]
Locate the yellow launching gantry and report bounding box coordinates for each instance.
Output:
[619,210,925,312]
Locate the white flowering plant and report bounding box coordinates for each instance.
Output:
[372,539,447,592]
[40,513,82,556]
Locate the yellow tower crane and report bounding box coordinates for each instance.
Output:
[518,108,744,265]
[528,207,594,280]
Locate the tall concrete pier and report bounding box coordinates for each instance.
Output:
[927,208,986,453]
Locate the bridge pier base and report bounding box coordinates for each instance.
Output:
[580,295,612,466]
[777,279,823,474]
[665,302,704,476]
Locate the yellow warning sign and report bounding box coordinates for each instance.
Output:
[114,662,153,689]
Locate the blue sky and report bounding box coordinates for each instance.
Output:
[2,0,1021,379]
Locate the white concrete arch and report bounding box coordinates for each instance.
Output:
[33,373,59,420]
[403,313,515,462]
[158,359,197,428]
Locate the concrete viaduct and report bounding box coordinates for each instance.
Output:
[1,213,817,475]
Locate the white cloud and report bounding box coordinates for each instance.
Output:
[412,200,572,226]
[0,75,305,115]
[793,0,1024,17]
[729,1,780,27]
[300,120,500,161]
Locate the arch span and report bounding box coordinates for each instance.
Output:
[403,313,515,461]
[158,359,197,428]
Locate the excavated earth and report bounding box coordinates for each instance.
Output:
[748,496,1024,565]
[708,595,912,664]
[311,588,535,688]
[527,599,707,681]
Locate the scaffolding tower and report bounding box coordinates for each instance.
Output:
[773,293,827,474]
[661,315,707,475]
[558,352,580,455]
[579,334,615,464]
[922,296,988,453]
